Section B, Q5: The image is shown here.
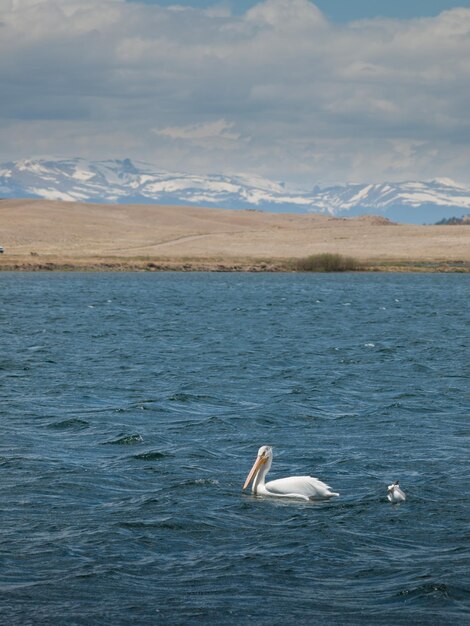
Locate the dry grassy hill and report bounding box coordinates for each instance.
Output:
[1,199,469,270]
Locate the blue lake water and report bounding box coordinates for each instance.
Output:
[0,272,469,625]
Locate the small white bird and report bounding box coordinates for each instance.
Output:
[243,445,339,501]
[387,480,406,503]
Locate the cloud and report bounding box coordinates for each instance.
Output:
[0,0,469,185]
[154,119,242,148]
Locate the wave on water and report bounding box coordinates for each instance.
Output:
[131,450,170,461]
[46,418,90,430]
[1,273,469,626]
[102,433,144,445]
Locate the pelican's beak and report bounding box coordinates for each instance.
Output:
[243,454,267,490]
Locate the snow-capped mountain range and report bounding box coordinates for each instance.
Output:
[1,157,470,224]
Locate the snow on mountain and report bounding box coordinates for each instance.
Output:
[1,157,470,223]
[308,179,470,222]
[0,157,307,211]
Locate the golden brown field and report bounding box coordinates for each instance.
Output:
[1,198,469,271]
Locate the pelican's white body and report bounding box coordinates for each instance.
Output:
[387,481,406,503]
[244,446,339,501]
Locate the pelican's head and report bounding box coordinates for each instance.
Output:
[243,445,273,490]
[257,445,273,459]
[387,480,399,492]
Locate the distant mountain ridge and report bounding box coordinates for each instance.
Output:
[308,179,470,224]
[1,157,470,224]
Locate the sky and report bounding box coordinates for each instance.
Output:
[133,0,470,22]
[1,0,470,187]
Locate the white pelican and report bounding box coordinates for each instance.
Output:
[387,480,406,503]
[242,445,339,501]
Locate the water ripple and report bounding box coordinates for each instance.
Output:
[0,272,469,625]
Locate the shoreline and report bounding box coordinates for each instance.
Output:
[1,256,469,273]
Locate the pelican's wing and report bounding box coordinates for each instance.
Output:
[396,487,406,501]
[265,475,339,499]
